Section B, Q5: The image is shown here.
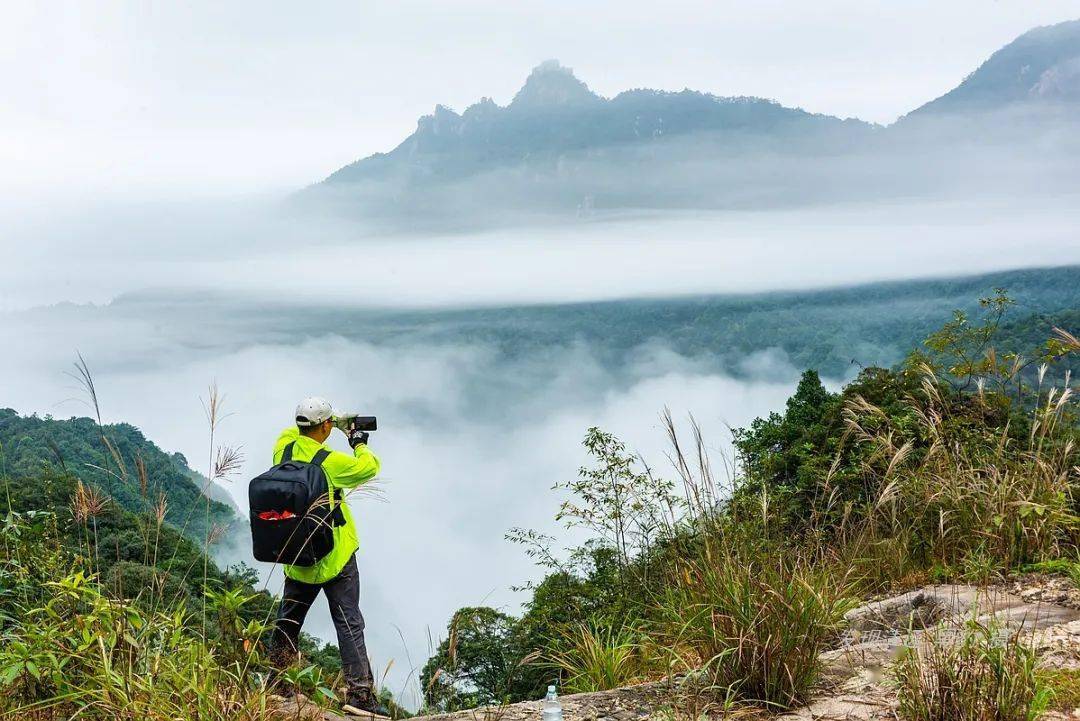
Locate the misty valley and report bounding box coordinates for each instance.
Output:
[4,11,1080,721]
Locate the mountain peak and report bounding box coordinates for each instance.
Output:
[510,60,600,109]
[906,18,1080,117]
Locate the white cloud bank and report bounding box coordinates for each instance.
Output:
[4,195,1080,312]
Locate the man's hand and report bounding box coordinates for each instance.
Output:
[347,427,370,449]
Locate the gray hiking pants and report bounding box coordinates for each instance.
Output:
[271,553,374,692]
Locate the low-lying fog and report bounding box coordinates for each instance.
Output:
[4,193,1080,311]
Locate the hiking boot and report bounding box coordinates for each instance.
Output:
[342,687,391,719]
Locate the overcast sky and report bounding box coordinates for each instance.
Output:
[3,1,1080,196]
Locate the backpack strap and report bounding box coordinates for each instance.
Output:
[331,486,346,526]
[282,443,330,466]
[308,448,343,521]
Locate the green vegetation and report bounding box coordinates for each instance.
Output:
[0,513,276,720]
[1040,667,1080,711]
[421,606,528,711]
[654,534,855,708]
[893,620,1051,721]
[0,380,392,719]
[1,466,263,616]
[420,290,1079,714]
[546,621,640,694]
[0,476,356,719]
[355,265,1080,380]
[0,408,236,544]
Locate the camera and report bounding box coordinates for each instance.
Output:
[333,414,377,433]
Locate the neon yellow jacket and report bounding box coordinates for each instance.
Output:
[272,427,380,584]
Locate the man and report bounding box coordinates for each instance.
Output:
[269,396,385,717]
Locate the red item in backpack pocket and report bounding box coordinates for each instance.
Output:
[257,509,297,521]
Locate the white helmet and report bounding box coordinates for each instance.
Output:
[295,396,337,427]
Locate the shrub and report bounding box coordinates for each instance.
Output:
[429,296,1080,712]
[0,569,276,720]
[0,514,323,721]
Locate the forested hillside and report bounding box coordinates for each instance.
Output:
[2,465,257,612]
[106,265,1080,382]
[903,18,1080,117]
[0,409,236,543]
[348,265,1080,376]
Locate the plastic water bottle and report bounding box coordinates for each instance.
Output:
[542,685,563,721]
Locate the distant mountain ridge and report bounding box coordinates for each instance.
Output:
[310,19,1080,222]
[324,59,870,187]
[102,264,1080,380]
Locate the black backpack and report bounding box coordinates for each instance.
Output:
[249,442,345,566]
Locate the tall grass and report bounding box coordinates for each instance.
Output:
[843,363,1078,576]
[654,529,854,709]
[893,618,1051,721]
[650,415,856,710]
[540,349,1078,712]
[527,412,859,710]
[546,620,640,693]
[0,504,312,721]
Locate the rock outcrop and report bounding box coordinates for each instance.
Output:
[276,580,1080,721]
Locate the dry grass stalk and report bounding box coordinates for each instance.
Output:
[153,492,169,526]
[71,480,109,522]
[213,445,245,482]
[136,452,149,499]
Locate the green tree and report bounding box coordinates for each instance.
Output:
[552,427,678,590]
[420,607,524,712]
[732,369,844,527]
